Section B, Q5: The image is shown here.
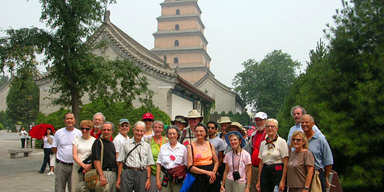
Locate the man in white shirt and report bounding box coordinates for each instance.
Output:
[116,121,154,192]
[113,119,130,158]
[52,112,82,192]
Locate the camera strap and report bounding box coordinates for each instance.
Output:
[232,149,242,172]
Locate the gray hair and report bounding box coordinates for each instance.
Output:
[166,125,181,139]
[133,121,146,130]
[266,118,279,128]
[93,112,106,121]
[290,105,307,117]
[154,120,164,127]
[103,121,114,130]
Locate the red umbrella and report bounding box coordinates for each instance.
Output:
[29,124,55,139]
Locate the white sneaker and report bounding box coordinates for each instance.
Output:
[47,172,54,176]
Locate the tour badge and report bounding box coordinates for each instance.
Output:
[275,165,283,171]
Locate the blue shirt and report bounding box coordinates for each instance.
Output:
[308,131,333,169]
[287,124,323,146]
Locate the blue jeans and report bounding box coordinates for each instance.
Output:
[40,148,51,173]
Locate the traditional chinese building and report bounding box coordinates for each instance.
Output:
[0,0,244,119]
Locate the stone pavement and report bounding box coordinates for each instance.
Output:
[0,131,54,192]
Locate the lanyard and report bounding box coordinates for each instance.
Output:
[232,149,242,171]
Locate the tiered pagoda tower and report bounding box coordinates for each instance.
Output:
[152,0,211,84]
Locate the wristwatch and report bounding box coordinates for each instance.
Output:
[304,187,310,190]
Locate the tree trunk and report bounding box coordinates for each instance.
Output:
[71,89,80,128]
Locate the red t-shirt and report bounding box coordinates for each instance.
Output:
[251,129,266,167]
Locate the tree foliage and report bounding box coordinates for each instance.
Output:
[233,50,299,117]
[278,0,384,190]
[0,0,152,121]
[6,67,39,127]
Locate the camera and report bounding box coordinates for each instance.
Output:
[232,171,240,181]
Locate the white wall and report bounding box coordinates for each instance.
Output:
[171,94,193,119]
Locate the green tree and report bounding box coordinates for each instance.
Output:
[6,67,39,127]
[233,50,299,117]
[278,1,384,190]
[0,111,14,131]
[0,0,152,120]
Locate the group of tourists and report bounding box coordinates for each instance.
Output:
[43,105,334,192]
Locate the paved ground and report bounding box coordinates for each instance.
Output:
[0,131,54,192]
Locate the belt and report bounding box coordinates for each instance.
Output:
[103,167,117,172]
[123,165,145,171]
[56,159,73,165]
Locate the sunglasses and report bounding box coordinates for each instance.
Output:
[292,138,302,142]
[81,127,91,131]
[208,127,216,129]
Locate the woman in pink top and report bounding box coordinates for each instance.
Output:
[187,124,219,192]
[221,131,252,192]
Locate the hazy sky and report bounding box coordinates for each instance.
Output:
[1,0,343,87]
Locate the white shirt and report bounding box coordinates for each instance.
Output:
[157,142,187,170]
[73,136,96,162]
[43,135,55,148]
[113,133,130,153]
[259,136,289,165]
[53,127,82,163]
[142,130,154,143]
[20,130,28,139]
[117,139,155,168]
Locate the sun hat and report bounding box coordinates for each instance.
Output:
[225,131,246,148]
[174,115,187,124]
[218,116,231,124]
[230,122,246,136]
[186,109,203,119]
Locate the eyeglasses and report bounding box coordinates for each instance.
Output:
[208,127,216,129]
[292,138,302,142]
[265,125,276,128]
[81,127,91,131]
[120,124,129,128]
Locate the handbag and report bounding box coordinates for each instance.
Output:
[311,170,322,192]
[180,172,196,192]
[84,139,104,190]
[327,170,343,192]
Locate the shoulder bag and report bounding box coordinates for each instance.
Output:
[84,139,104,190]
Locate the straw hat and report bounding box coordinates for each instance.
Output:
[186,109,203,119]
[230,122,246,136]
[218,116,231,124]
